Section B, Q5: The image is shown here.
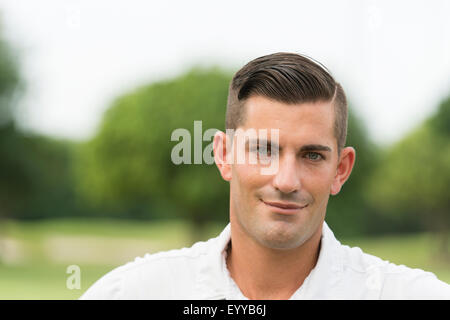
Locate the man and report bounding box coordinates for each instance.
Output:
[81,52,450,299]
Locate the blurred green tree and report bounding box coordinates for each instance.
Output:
[0,125,31,219]
[0,24,21,126]
[74,67,232,238]
[0,18,27,219]
[367,95,450,258]
[0,17,90,223]
[14,135,89,219]
[0,18,28,264]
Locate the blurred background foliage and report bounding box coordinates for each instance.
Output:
[73,68,231,237]
[0,18,448,298]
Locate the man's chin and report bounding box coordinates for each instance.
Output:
[255,222,307,250]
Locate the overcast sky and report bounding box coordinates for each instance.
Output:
[1,0,449,145]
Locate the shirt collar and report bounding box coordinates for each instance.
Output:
[196,221,343,299]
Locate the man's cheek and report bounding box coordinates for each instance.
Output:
[238,167,265,188]
[304,177,329,201]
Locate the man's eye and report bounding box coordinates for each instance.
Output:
[257,145,271,155]
[305,152,324,161]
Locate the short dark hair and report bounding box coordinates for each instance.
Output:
[226,52,348,153]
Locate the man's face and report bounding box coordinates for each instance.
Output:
[226,95,343,250]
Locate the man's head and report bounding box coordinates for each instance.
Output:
[214,52,355,251]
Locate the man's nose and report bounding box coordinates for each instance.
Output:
[272,154,301,194]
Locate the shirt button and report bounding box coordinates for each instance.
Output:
[365,265,382,291]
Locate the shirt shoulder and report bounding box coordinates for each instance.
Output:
[339,243,450,299]
[79,237,217,300]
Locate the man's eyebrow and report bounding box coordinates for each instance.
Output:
[245,138,279,149]
[245,139,331,153]
[300,144,332,152]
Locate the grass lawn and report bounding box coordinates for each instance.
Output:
[341,233,450,284]
[0,218,448,299]
[0,264,113,300]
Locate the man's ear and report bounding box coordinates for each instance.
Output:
[330,146,356,195]
[213,131,232,182]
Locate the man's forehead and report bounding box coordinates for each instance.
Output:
[243,95,335,114]
[243,96,333,125]
[238,95,335,136]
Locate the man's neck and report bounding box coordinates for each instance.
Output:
[226,223,323,300]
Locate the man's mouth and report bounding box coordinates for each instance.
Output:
[261,199,308,214]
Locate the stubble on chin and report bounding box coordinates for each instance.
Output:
[240,205,302,250]
[255,218,308,250]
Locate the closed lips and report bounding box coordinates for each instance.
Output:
[263,201,307,209]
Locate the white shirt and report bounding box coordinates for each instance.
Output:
[80,221,450,299]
